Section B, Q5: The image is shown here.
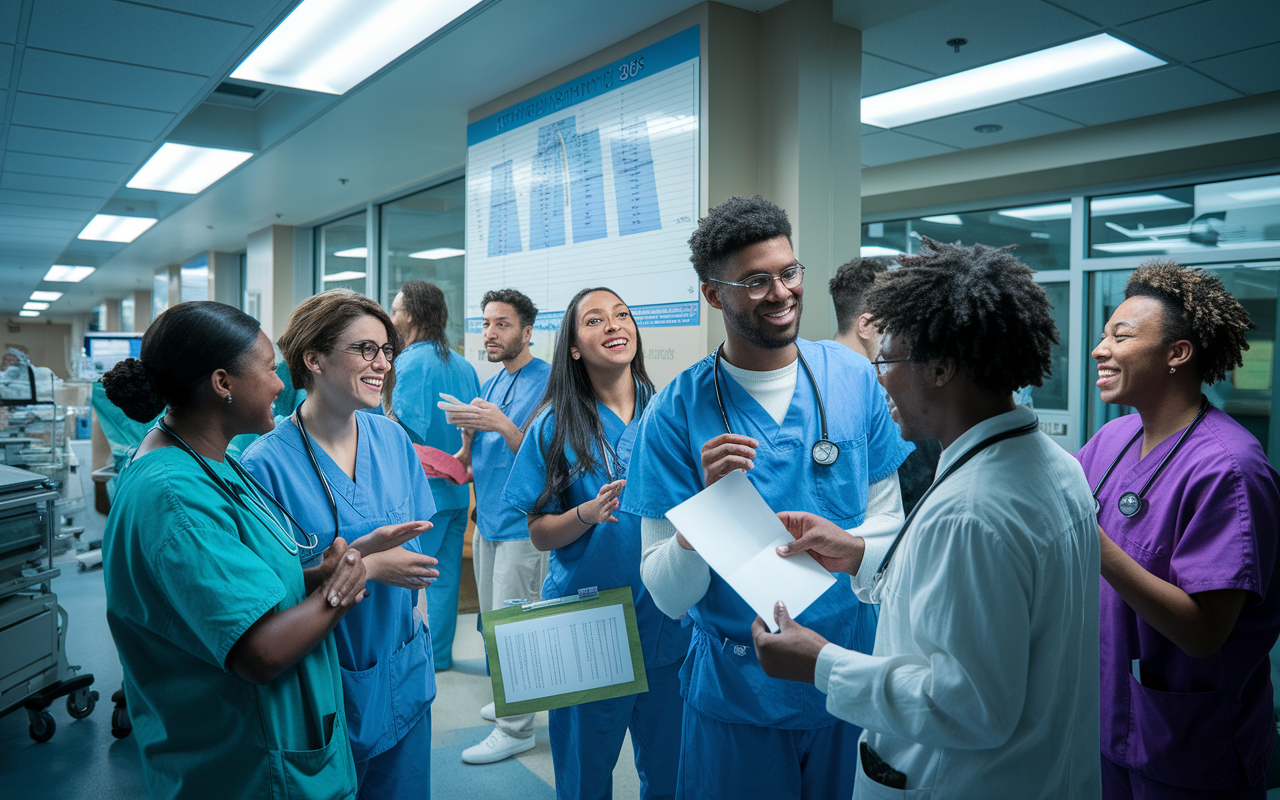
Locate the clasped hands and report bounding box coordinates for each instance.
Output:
[316,520,439,600]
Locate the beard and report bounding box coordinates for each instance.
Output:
[486,338,523,362]
[721,295,803,350]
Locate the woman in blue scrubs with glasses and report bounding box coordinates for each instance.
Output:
[505,287,689,800]
[242,290,440,800]
[101,301,368,800]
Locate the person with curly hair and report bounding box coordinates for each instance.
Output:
[1077,260,1280,799]
[624,196,913,798]
[753,238,1101,798]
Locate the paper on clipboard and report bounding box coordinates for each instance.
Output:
[664,469,835,632]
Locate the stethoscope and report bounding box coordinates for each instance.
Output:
[712,343,839,466]
[156,419,319,556]
[1090,396,1211,519]
[484,365,523,412]
[293,404,341,542]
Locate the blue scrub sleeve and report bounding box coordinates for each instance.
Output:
[392,359,432,446]
[398,425,440,523]
[151,522,287,672]
[620,389,703,520]
[504,409,569,516]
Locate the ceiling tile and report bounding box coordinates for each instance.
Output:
[19,49,210,113]
[1192,43,1280,95]
[128,0,287,27]
[6,126,153,163]
[0,2,18,44]
[0,43,13,85]
[0,218,81,234]
[861,130,958,167]
[863,0,1100,76]
[1023,65,1243,126]
[862,53,934,96]
[894,102,1083,148]
[12,93,174,141]
[1117,0,1280,63]
[0,202,91,221]
[27,0,253,77]
[1,172,117,198]
[1046,0,1201,27]
[3,153,133,184]
[0,188,103,211]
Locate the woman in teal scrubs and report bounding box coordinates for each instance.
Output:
[242,290,439,800]
[101,301,370,800]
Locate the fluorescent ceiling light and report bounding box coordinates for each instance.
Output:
[408,247,466,259]
[1091,194,1190,215]
[862,34,1165,129]
[78,215,157,243]
[333,247,367,258]
[44,265,96,282]
[1229,187,1280,202]
[1091,241,1181,254]
[860,246,904,257]
[30,291,63,301]
[920,215,963,225]
[999,203,1073,221]
[324,270,367,282]
[23,302,50,311]
[231,0,485,94]
[19,310,40,317]
[126,143,253,194]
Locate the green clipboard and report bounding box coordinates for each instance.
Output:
[482,586,648,717]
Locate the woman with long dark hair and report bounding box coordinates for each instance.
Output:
[505,287,689,800]
[101,301,368,799]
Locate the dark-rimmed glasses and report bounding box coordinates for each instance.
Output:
[343,341,396,362]
[870,356,912,377]
[706,263,804,300]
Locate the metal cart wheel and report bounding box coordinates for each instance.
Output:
[66,688,97,719]
[28,709,55,743]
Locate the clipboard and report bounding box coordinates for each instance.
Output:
[482,586,648,717]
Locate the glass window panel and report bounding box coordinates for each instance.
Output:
[180,256,209,302]
[318,210,369,295]
[862,202,1070,272]
[380,178,466,352]
[152,271,169,318]
[1031,281,1070,410]
[1085,262,1279,458]
[1088,174,1280,258]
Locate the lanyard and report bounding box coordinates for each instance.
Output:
[293,405,341,542]
[1090,396,1210,519]
[875,419,1040,582]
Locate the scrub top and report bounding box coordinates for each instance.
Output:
[622,338,913,728]
[241,413,438,764]
[473,358,552,542]
[392,341,481,511]
[1078,407,1280,790]
[103,446,356,800]
[505,400,691,668]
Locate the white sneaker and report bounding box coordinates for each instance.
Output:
[461,728,535,764]
[480,702,495,722]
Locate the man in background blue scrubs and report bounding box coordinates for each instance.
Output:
[625,196,913,799]
[447,288,552,764]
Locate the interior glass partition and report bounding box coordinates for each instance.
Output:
[380,178,466,352]
[860,202,1071,271]
[318,210,369,295]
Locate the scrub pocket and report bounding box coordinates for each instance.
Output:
[270,711,357,800]
[390,617,436,735]
[813,435,869,522]
[1125,675,1240,790]
[855,742,931,799]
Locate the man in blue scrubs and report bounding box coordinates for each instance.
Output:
[624,196,913,799]
[447,289,553,764]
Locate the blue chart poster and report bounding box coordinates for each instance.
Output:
[465,26,700,331]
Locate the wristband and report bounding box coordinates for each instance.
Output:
[575,505,588,525]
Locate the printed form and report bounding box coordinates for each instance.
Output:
[494,604,636,703]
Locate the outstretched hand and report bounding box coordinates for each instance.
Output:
[776,511,865,576]
[751,601,829,684]
[349,521,431,556]
[579,479,625,525]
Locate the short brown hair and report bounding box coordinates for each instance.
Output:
[278,289,400,391]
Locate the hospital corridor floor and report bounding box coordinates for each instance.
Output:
[0,545,644,798]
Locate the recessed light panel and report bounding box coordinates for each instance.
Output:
[333,248,368,258]
[231,0,485,95]
[862,34,1165,129]
[127,143,254,194]
[23,302,50,311]
[324,271,367,282]
[999,203,1073,222]
[920,215,963,225]
[44,266,96,282]
[30,291,63,301]
[19,310,40,317]
[1090,194,1191,215]
[861,246,904,257]
[408,247,465,259]
[78,215,157,243]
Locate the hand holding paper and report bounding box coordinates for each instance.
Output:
[664,470,836,632]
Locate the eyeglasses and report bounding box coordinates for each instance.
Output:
[870,356,912,377]
[706,263,804,299]
[343,341,396,362]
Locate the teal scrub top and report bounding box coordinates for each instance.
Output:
[103,446,356,800]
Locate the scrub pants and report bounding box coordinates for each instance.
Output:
[675,705,861,800]
[418,507,467,670]
[549,659,684,800]
[354,708,431,800]
[1101,755,1266,800]
[473,532,548,739]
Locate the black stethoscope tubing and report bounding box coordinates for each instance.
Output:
[712,343,839,466]
[155,418,319,555]
[875,420,1040,582]
[293,404,341,542]
[484,365,523,411]
[1090,396,1211,519]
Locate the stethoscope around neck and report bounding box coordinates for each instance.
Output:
[293,404,341,543]
[1090,395,1211,519]
[712,342,839,466]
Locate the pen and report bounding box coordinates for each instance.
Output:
[522,586,599,611]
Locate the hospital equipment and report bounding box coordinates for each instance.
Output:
[1089,395,1210,518]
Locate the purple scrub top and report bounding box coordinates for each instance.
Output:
[1078,407,1280,790]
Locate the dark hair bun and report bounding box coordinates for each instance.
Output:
[102,357,166,422]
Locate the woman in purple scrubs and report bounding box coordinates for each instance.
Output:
[1077,260,1280,799]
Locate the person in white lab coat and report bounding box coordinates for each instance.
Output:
[753,238,1101,799]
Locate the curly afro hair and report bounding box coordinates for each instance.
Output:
[688,195,792,283]
[1124,260,1253,385]
[862,237,1058,395]
[830,256,895,334]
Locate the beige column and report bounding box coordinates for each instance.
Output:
[246,225,299,340]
